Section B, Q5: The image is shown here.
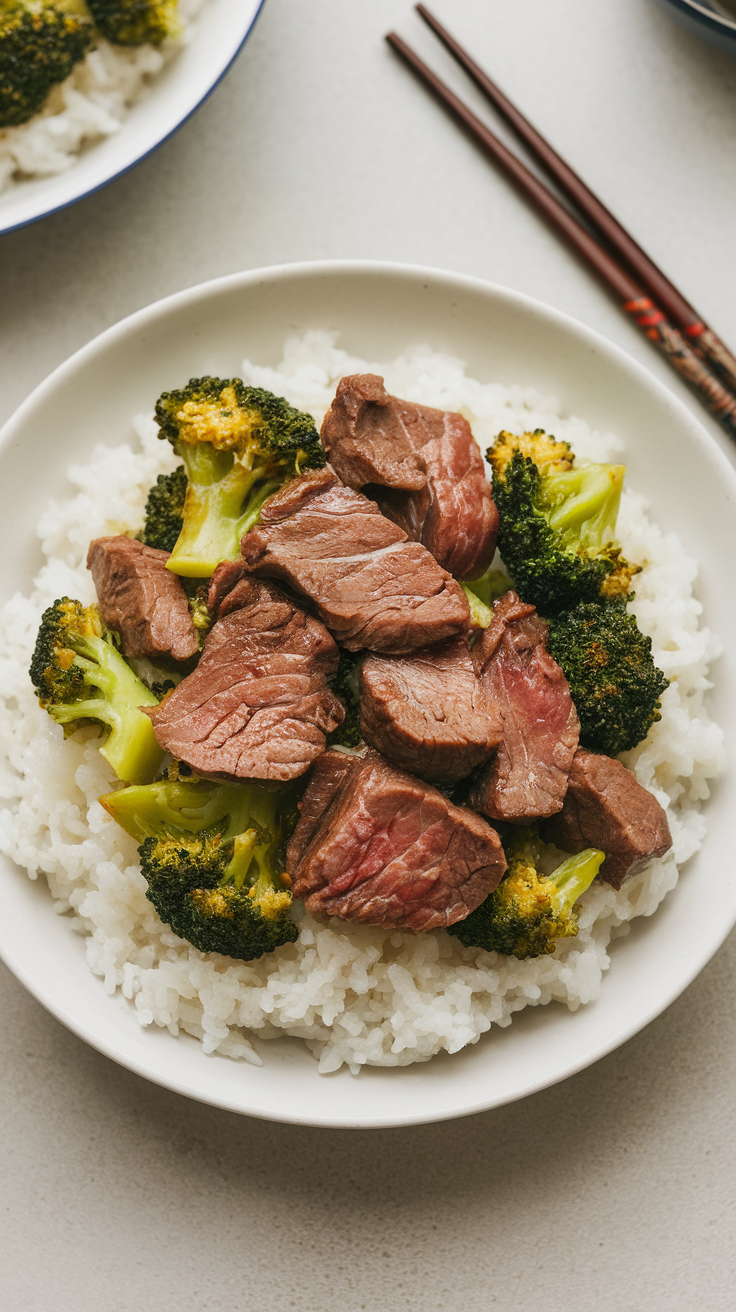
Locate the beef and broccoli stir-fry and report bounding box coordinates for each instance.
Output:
[29,372,672,965]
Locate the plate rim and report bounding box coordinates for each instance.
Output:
[1,258,734,1128]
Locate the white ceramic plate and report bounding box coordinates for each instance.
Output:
[0,0,265,235]
[1,261,734,1127]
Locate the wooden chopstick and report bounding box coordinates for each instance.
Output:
[385,29,736,442]
[415,4,736,397]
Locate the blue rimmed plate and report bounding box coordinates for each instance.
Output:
[0,0,265,236]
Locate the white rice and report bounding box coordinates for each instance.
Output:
[0,333,725,1073]
[0,0,208,193]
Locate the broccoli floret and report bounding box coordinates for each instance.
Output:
[487,429,640,615]
[327,648,363,748]
[449,828,604,959]
[0,1,93,128]
[84,0,179,46]
[547,598,669,754]
[153,377,325,578]
[29,597,163,784]
[141,464,187,552]
[100,776,299,961]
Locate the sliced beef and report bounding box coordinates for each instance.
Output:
[359,637,503,783]
[320,374,427,491]
[286,749,507,931]
[470,591,580,823]
[286,749,359,870]
[542,748,672,889]
[240,468,469,654]
[143,580,344,781]
[320,373,498,578]
[87,536,198,662]
[207,558,255,620]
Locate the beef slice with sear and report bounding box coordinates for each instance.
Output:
[143,579,344,781]
[207,558,257,620]
[321,373,498,579]
[542,747,672,889]
[359,637,503,783]
[470,590,580,823]
[87,536,198,663]
[240,467,469,654]
[286,749,507,932]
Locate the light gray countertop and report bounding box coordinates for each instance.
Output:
[1,2,735,1308]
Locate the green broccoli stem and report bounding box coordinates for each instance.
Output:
[237,475,283,536]
[168,445,257,577]
[249,844,287,898]
[167,444,280,577]
[219,823,287,900]
[460,584,492,629]
[220,829,259,890]
[49,635,162,784]
[540,464,625,554]
[551,848,605,912]
[460,568,513,628]
[101,778,280,843]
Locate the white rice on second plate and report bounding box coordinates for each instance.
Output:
[0,0,208,193]
[0,334,725,1073]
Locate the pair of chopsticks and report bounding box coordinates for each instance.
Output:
[386,7,736,442]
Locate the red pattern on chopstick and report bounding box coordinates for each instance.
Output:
[386,27,736,442]
[623,307,736,423]
[624,298,666,332]
[414,4,736,399]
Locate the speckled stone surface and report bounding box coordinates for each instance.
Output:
[1,2,735,1307]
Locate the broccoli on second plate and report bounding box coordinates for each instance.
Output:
[547,598,669,755]
[151,377,325,577]
[29,597,163,784]
[100,774,300,961]
[84,0,179,46]
[0,1,94,128]
[449,828,604,960]
[486,428,639,616]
